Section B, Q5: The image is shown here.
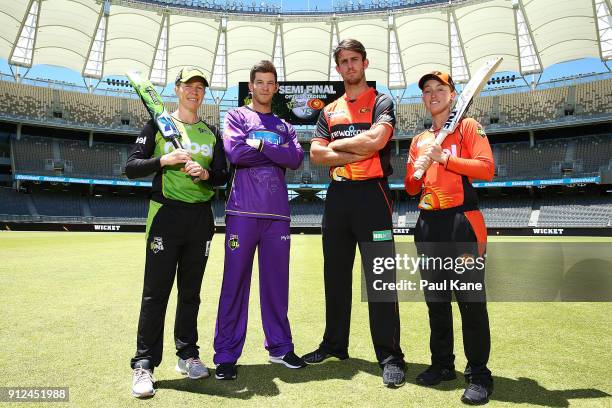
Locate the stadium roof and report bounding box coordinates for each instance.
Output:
[1,0,611,89]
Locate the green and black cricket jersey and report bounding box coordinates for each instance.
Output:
[126,118,228,205]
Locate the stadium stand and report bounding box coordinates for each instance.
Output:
[9,133,612,183]
[88,196,148,219]
[290,200,325,225]
[574,135,612,175]
[2,79,609,135]
[211,199,226,225]
[30,192,83,217]
[11,135,55,174]
[396,103,428,133]
[575,80,612,117]
[1,188,610,228]
[0,81,52,121]
[0,187,32,216]
[0,80,220,130]
[11,135,153,180]
[497,86,568,127]
[480,198,533,228]
[490,135,612,180]
[395,78,611,133]
[537,196,612,227]
[393,199,420,227]
[58,140,125,177]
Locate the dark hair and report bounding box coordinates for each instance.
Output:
[333,39,367,65]
[249,60,278,83]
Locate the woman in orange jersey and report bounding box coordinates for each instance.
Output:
[405,71,495,405]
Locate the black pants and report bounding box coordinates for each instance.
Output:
[414,208,492,385]
[319,179,404,366]
[131,200,214,370]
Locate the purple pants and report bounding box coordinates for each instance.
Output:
[213,215,294,364]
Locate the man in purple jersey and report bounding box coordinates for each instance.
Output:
[213,60,306,380]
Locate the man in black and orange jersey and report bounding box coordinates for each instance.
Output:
[405,71,495,405]
[302,39,406,388]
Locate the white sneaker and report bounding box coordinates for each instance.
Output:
[132,367,156,398]
[176,357,210,379]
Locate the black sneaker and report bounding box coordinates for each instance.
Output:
[461,382,493,405]
[214,363,237,380]
[416,365,457,386]
[382,362,406,388]
[269,351,307,369]
[302,348,349,364]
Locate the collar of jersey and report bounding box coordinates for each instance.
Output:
[343,87,375,103]
[171,114,202,125]
[244,105,274,115]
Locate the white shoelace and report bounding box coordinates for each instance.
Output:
[134,368,155,385]
[186,358,206,370]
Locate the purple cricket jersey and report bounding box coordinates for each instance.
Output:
[223,106,304,220]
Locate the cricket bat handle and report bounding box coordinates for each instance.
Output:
[413,129,450,181]
[169,137,201,182]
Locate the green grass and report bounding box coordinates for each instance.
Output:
[0,232,610,408]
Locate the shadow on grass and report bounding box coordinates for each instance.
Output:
[156,359,610,406]
[156,358,380,399]
[403,363,610,407]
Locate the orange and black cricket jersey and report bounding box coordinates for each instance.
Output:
[405,118,495,211]
[312,87,394,181]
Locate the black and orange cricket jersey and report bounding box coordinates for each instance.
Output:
[405,117,494,211]
[312,87,394,181]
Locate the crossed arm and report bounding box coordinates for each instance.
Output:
[310,123,392,166]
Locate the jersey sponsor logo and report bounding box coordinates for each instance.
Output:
[228,234,240,250]
[164,141,213,156]
[249,130,281,145]
[135,136,146,144]
[327,110,347,119]
[280,235,290,241]
[359,107,371,113]
[373,230,393,241]
[330,124,368,139]
[150,237,164,253]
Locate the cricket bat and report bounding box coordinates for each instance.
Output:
[413,56,503,180]
[126,71,185,150]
